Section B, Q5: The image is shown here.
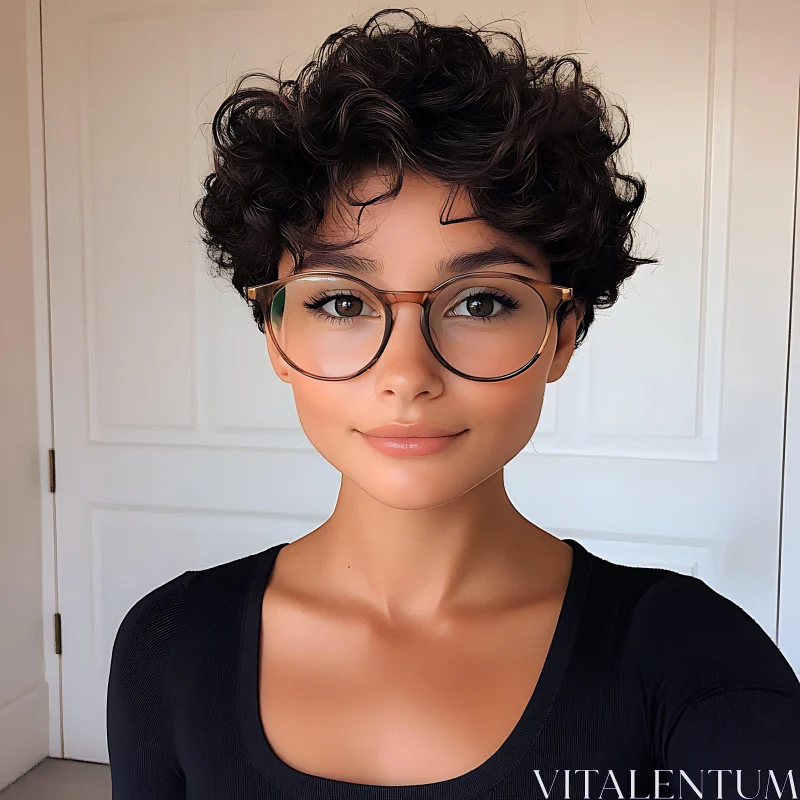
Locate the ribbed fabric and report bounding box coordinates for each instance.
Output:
[107,539,800,799]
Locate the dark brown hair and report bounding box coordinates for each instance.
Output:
[195,8,655,346]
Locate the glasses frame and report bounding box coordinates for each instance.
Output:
[246,270,574,382]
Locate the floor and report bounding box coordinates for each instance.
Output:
[0,759,110,800]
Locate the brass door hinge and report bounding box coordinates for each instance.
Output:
[54,613,62,655]
[48,449,56,493]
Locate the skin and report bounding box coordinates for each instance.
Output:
[258,170,585,785]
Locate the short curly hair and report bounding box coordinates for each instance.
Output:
[195,8,655,346]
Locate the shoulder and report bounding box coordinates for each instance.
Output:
[109,570,197,691]
[624,568,800,700]
[107,569,198,766]
[578,547,799,697]
[109,545,274,673]
[576,547,800,704]
[579,551,800,764]
[605,562,800,766]
[111,570,196,656]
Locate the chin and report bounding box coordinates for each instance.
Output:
[349,459,496,510]
[355,480,476,511]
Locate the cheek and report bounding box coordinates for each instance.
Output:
[291,380,341,434]
[289,378,361,461]
[462,365,549,439]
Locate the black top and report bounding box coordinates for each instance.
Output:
[107,538,800,799]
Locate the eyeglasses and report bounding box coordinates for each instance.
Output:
[246,271,573,382]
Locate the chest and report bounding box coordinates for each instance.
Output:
[256,594,565,786]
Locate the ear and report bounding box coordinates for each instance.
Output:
[265,328,293,384]
[547,305,584,384]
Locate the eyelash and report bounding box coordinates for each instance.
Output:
[303,290,376,325]
[446,289,520,321]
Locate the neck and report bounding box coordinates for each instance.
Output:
[302,469,551,621]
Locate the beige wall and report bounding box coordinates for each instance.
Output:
[0,0,49,789]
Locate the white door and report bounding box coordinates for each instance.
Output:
[43,0,800,761]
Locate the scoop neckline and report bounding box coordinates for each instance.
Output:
[239,537,593,800]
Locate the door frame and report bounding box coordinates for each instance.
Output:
[26,0,63,758]
[778,77,800,672]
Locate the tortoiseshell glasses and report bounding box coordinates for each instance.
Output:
[246,271,573,382]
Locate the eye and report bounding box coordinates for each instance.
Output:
[304,291,380,319]
[446,289,520,319]
[326,295,363,318]
[462,295,494,318]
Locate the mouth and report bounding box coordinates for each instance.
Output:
[354,429,468,458]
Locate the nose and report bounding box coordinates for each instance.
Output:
[369,302,445,399]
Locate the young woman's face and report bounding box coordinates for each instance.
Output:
[266,171,580,510]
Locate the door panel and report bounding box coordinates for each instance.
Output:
[43,0,800,760]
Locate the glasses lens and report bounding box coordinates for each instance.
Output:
[267,275,386,378]
[428,275,549,378]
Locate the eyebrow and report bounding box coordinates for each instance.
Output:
[291,245,547,277]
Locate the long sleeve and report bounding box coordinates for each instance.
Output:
[106,570,195,799]
[628,571,800,793]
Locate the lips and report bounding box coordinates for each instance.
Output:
[359,423,467,438]
[356,425,468,457]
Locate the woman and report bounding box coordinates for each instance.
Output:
[106,9,800,798]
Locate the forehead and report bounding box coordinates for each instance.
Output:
[279,171,550,280]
